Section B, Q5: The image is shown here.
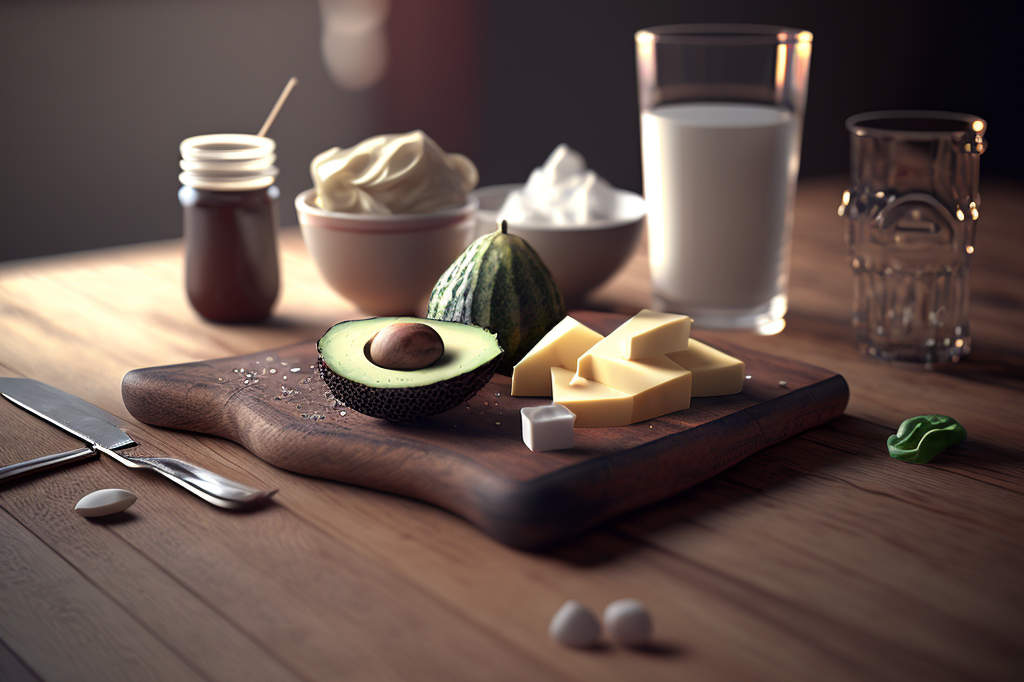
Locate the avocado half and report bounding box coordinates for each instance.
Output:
[317,317,503,421]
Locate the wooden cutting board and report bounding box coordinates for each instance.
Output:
[121,311,848,549]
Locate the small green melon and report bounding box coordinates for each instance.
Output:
[317,317,502,421]
[427,221,565,375]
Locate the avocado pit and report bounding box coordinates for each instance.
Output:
[369,322,444,370]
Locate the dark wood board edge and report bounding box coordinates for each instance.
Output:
[468,374,850,549]
[121,356,517,523]
[123,353,849,549]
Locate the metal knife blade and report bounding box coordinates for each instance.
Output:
[0,377,134,450]
[0,377,276,508]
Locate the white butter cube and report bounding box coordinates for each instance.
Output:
[521,404,576,452]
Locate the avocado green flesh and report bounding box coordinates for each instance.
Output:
[318,317,501,387]
[317,317,503,421]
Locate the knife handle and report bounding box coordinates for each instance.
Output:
[93,444,276,509]
[0,447,98,483]
[141,457,278,509]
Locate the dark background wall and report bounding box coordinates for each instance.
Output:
[1,0,1016,261]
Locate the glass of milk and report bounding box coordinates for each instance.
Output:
[635,25,812,334]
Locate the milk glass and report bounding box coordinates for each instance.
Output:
[635,25,812,334]
[840,111,986,364]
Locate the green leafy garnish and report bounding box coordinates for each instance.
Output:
[887,415,966,464]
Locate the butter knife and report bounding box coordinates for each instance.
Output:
[0,377,276,509]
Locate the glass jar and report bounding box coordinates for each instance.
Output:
[840,111,986,364]
[178,134,281,323]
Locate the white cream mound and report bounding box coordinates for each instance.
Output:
[311,130,478,214]
[498,144,616,224]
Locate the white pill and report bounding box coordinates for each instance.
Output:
[75,489,137,517]
[603,598,652,647]
[548,600,600,648]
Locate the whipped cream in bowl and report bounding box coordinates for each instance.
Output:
[498,144,617,225]
[475,144,645,302]
[311,129,478,216]
[297,130,479,315]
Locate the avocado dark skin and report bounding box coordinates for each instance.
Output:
[317,353,501,422]
[316,317,503,422]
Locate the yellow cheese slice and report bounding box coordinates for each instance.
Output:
[618,309,692,359]
[511,317,604,397]
[571,310,694,423]
[573,351,691,423]
[665,339,745,397]
[551,367,633,428]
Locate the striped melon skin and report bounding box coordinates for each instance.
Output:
[427,224,565,375]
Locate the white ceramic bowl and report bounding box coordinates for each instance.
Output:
[296,189,478,316]
[471,184,645,303]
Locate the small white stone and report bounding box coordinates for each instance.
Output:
[521,404,575,452]
[603,598,652,647]
[548,600,600,648]
[75,489,137,518]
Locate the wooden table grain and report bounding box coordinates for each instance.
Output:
[2,176,1022,682]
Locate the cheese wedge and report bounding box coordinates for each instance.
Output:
[551,367,633,428]
[511,317,604,397]
[617,309,692,359]
[570,310,693,423]
[665,339,745,397]
[573,350,691,423]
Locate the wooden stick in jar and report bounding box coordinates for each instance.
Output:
[257,77,298,137]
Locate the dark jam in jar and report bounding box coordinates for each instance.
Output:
[178,133,280,323]
[179,185,280,323]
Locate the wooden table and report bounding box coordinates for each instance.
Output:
[2,176,1022,682]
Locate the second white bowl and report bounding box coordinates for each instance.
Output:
[472,184,645,303]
